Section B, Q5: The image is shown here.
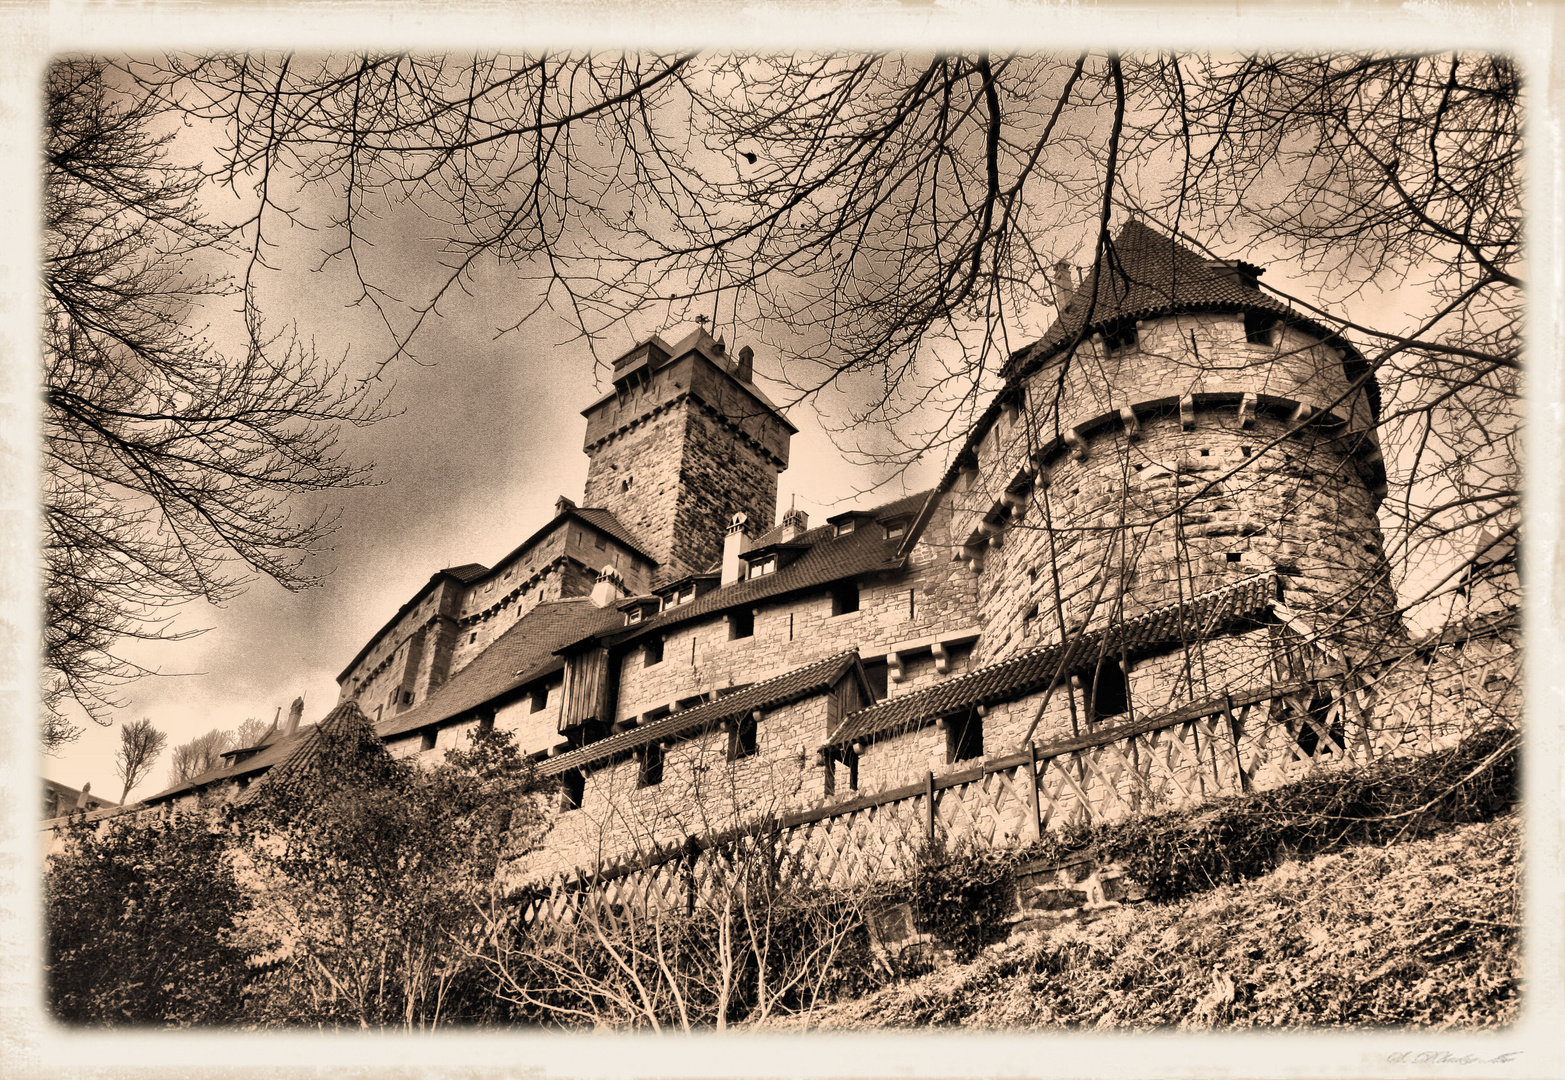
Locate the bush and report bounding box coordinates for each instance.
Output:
[1093,724,1519,903]
[47,814,255,1026]
[885,725,1519,958]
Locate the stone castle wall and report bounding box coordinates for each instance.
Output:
[956,309,1396,668]
[508,694,833,884]
[612,511,979,725]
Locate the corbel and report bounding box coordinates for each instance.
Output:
[1180,394,1196,431]
[932,641,950,674]
[1237,391,1257,429]
[1063,427,1088,460]
[1119,406,1141,441]
[887,651,905,683]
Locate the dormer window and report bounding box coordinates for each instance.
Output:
[836,520,856,537]
[884,519,907,541]
[677,584,695,605]
[626,608,642,624]
[1100,318,1137,353]
[751,555,777,576]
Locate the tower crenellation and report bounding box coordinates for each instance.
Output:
[580,328,795,586]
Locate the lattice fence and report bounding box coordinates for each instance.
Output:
[517,677,1461,925]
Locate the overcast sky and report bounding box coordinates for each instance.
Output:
[42,218,937,797]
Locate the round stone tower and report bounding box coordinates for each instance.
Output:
[955,221,1396,666]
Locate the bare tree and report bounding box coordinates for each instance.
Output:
[166,727,234,786]
[42,58,386,749]
[479,727,876,1030]
[106,50,1516,724]
[123,54,1516,544]
[113,717,168,803]
[234,716,273,748]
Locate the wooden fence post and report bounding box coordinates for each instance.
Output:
[1223,693,1252,793]
[1028,743,1042,841]
[925,771,936,846]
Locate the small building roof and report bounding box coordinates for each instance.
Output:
[141,724,318,805]
[825,571,1280,749]
[232,700,378,807]
[538,650,867,777]
[377,597,623,739]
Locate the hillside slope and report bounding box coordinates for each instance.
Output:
[759,813,1520,1030]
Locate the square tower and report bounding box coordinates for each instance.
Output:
[580,329,795,586]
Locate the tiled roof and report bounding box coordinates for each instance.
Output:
[377,598,623,740]
[1006,221,1369,390]
[441,563,491,583]
[825,572,1279,748]
[571,508,657,564]
[539,650,864,777]
[610,490,931,647]
[142,724,317,805]
[233,701,378,807]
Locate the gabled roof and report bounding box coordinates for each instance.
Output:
[1005,221,1370,393]
[142,723,317,805]
[825,572,1279,749]
[571,508,657,563]
[539,650,866,777]
[233,701,378,807]
[609,490,930,648]
[442,563,491,583]
[377,598,624,739]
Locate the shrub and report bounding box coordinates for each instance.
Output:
[46,814,255,1026]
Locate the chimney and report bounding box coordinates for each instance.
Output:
[780,505,809,542]
[590,564,628,608]
[283,696,304,735]
[1052,261,1074,318]
[554,495,577,517]
[721,511,751,587]
[75,782,92,810]
[735,345,754,383]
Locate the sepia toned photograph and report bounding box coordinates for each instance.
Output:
[18,21,1532,1059]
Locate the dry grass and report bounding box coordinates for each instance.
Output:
[756,812,1521,1031]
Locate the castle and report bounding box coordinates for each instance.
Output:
[95,222,1517,902]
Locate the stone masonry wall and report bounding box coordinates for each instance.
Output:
[582,353,791,587]
[339,576,463,708]
[510,695,831,883]
[965,410,1396,667]
[668,404,782,582]
[1038,311,1378,438]
[612,512,980,725]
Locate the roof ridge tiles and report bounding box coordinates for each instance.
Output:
[539,648,861,777]
[824,572,1277,749]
